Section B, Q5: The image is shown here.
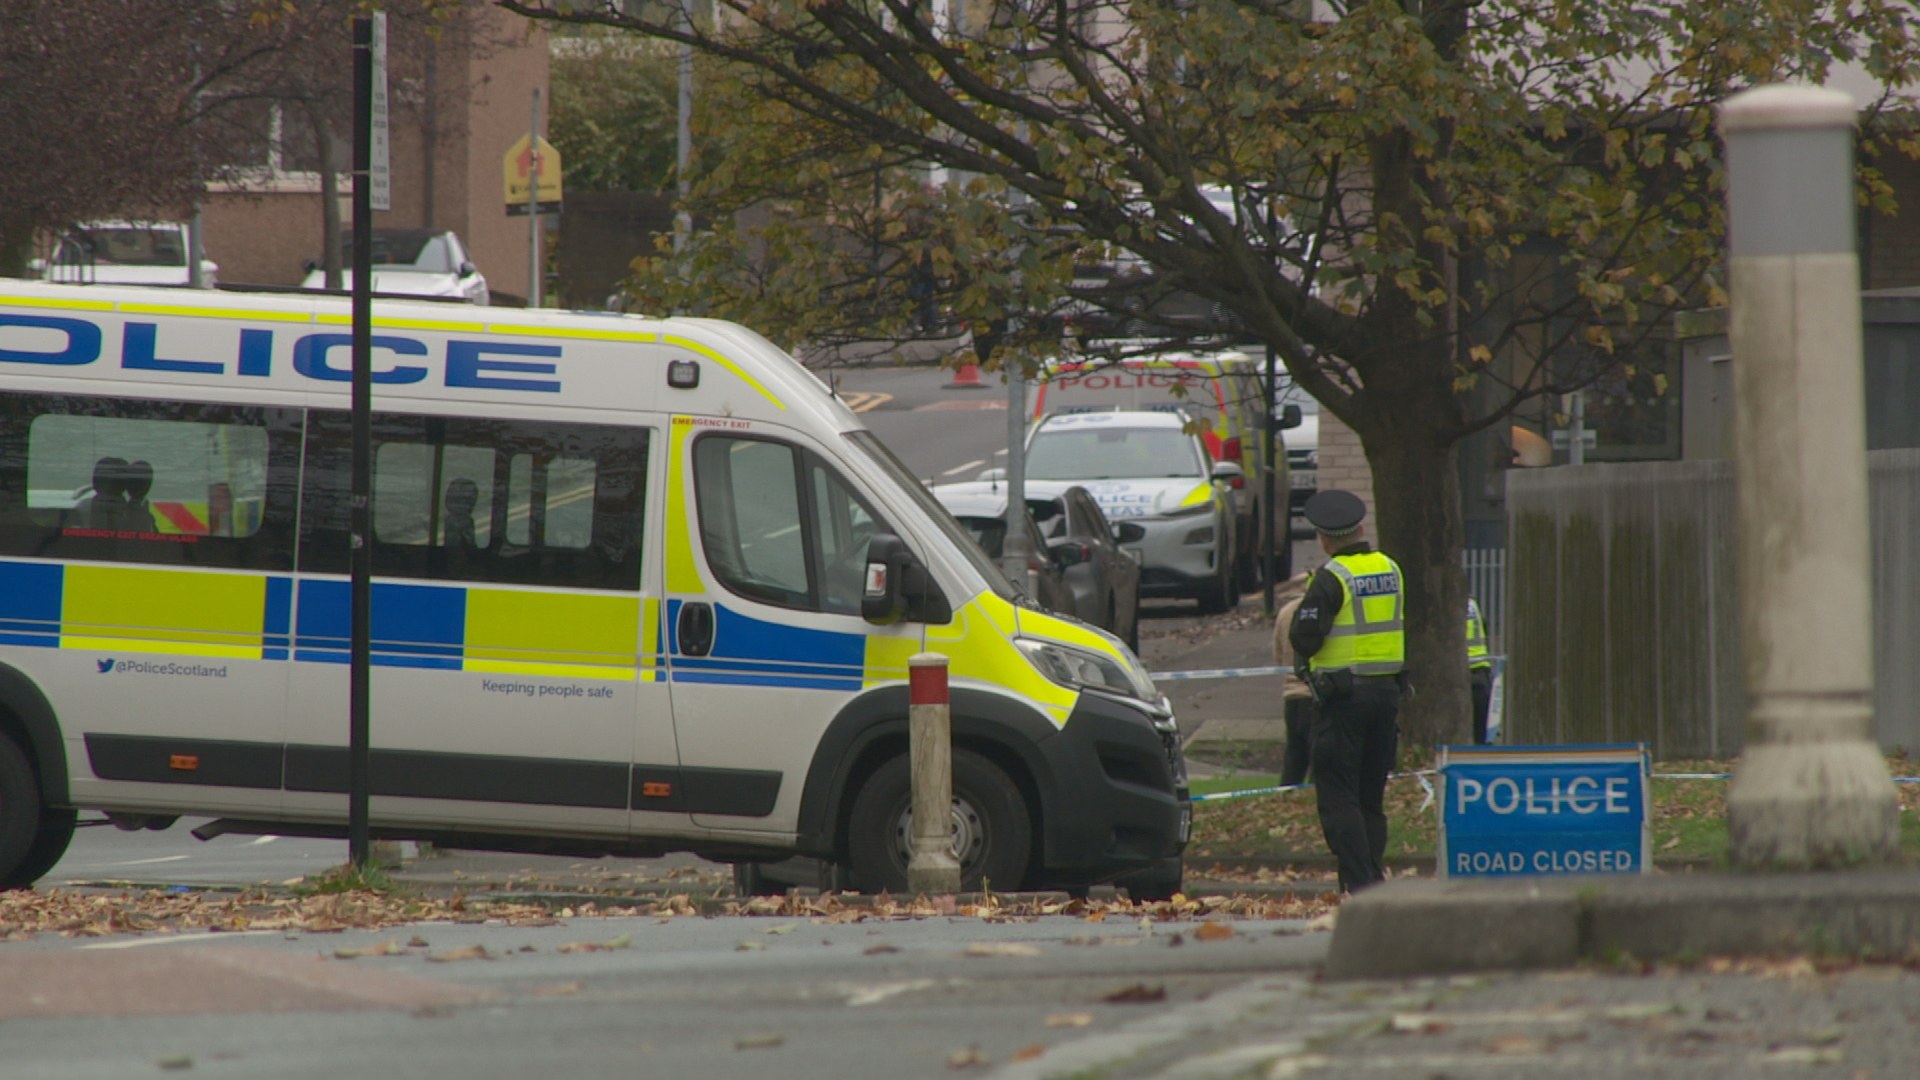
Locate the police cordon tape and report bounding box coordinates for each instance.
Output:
[1189,770,1920,804]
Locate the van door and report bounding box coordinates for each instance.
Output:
[284,410,676,840]
[664,420,919,835]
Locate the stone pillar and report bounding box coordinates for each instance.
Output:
[1722,84,1899,867]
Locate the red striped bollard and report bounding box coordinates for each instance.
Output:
[908,653,962,894]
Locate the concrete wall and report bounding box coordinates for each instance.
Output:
[1506,450,1920,757]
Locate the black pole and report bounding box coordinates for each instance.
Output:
[348,15,374,868]
[1263,340,1279,616]
[1262,202,1280,617]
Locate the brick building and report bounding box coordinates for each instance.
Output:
[201,6,549,305]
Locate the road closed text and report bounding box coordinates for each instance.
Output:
[1454,847,1638,874]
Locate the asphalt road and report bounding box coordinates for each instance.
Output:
[0,908,1326,1080]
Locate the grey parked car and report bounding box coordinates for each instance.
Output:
[929,480,1143,651]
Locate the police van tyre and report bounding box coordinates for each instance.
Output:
[0,737,50,890]
[846,748,1032,894]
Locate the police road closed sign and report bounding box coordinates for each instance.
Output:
[1438,745,1650,878]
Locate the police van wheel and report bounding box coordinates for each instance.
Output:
[0,738,45,890]
[4,808,76,891]
[846,749,1032,895]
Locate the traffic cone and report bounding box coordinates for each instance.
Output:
[945,361,988,389]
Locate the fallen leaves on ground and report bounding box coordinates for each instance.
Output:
[1101,983,1167,1004]
[946,1045,989,1069]
[0,875,1337,945]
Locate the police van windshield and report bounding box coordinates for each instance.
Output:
[1027,426,1205,481]
[844,430,1022,605]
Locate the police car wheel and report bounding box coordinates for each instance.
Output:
[1117,856,1184,902]
[1195,561,1235,615]
[846,749,1032,895]
[0,738,45,890]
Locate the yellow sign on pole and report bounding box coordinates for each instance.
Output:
[504,132,563,215]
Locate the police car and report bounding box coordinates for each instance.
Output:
[1022,410,1240,614]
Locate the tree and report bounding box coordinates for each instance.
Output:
[549,27,682,192]
[501,0,1920,747]
[0,1,500,281]
[0,0,222,274]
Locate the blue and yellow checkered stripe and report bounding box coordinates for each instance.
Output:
[0,560,659,681]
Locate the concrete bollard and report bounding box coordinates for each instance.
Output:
[907,652,962,894]
[1721,84,1899,867]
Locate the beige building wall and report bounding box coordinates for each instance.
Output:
[199,5,547,302]
[1314,409,1377,530]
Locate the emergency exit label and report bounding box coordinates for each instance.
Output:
[1438,745,1649,878]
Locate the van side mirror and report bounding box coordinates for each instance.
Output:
[1210,459,1244,482]
[459,260,479,277]
[862,533,951,626]
[1278,404,1304,430]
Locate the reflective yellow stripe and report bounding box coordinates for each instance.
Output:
[504,323,658,343]
[118,303,312,323]
[1180,482,1214,508]
[370,316,492,333]
[0,293,116,311]
[863,631,922,687]
[664,335,787,411]
[929,591,1078,726]
[664,418,705,594]
[61,566,266,660]
[463,588,640,681]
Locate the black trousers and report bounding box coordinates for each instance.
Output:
[1310,679,1401,894]
[1281,696,1316,787]
[1470,666,1493,744]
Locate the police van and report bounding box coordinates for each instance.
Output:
[0,282,1189,897]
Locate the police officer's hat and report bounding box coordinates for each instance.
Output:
[1304,489,1367,538]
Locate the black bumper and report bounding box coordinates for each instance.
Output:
[1031,692,1190,887]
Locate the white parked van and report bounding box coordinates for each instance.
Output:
[0,283,1189,896]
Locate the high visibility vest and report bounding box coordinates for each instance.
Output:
[1309,551,1405,676]
[1467,597,1491,670]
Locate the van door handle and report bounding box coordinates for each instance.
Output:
[677,602,714,658]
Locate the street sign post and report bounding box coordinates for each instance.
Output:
[503,132,563,216]
[1438,744,1650,878]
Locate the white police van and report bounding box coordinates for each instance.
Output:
[0,282,1189,896]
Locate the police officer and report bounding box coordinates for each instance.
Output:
[1467,596,1494,744]
[1288,490,1404,894]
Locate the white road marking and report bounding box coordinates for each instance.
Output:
[81,931,280,951]
[249,835,279,845]
[941,459,986,477]
[115,855,190,866]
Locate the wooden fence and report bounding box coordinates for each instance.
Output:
[1504,450,1920,758]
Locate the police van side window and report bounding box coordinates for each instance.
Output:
[692,437,810,608]
[0,393,299,571]
[692,435,893,615]
[301,411,644,591]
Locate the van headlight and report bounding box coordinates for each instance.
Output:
[1016,638,1156,702]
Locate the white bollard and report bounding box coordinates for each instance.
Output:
[907,652,962,894]
[1721,84,1899,867]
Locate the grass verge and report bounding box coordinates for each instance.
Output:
[1188,754,1920,865]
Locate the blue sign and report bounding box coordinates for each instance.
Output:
[1438,744,1649,878]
